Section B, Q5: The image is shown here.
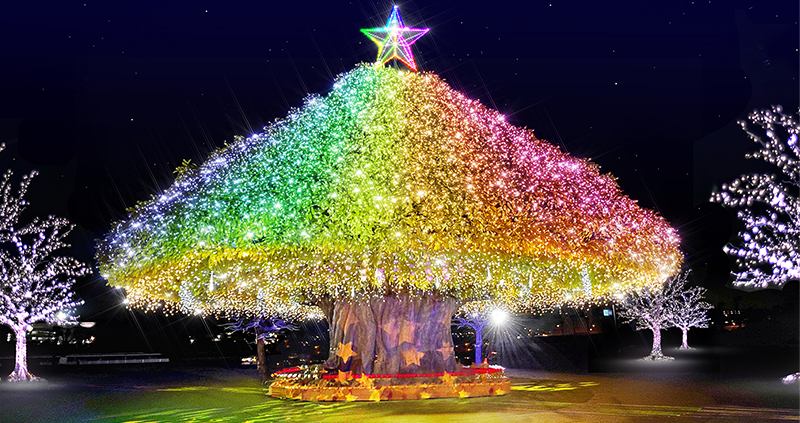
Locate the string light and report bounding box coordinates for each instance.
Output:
[711,105,800,289]
[361,6,429,71]
[273,365,503,380]
[268,363,510,401]
[617,272,692,361]
[0,144,89,381]
[96,64,681,318]
[665,272,712,349]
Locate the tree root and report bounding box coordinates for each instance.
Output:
[638,354,675,361]
[7,372,43,382]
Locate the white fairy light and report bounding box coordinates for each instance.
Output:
[711,105,800,289]
[0,144,89,381]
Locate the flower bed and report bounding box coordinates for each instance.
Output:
[269,364,510,401]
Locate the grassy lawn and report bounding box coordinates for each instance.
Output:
[0,365,797,422]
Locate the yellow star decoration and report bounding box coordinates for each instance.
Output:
[494,387,506,395]
[369,388,382,402]
[439,371,455,385]
[358,373,373,388]
[458,388,470,398]
[337,370,351,383]
[419,389,431,399]
[380,320,399,338]
[336,342,357,362]
[437,342,454,359]
[402,347,425,367]
[345,391,358,402]
[398,320,418,344]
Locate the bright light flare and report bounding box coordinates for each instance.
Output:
[490,309,508,326]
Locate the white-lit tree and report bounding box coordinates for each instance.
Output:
[0,145,89,381]
[711,105,800,289]
[617,275,682,360]
[666,272,712,349]
[711,105,799,383]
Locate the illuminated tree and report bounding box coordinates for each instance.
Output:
[452,301,509,365]
[96,64,681,375]
[711,105,800,289]
[711,105,799,382]
[617,274,684,360]
[224,316,298,383]
[666,274,712,349]
[0,145,88,381]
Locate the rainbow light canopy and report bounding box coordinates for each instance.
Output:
[96,64,681,317]
[361,6,428,71]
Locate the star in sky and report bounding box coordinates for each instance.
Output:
[361,5,429,71]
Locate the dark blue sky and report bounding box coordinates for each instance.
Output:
[0,0,797,316]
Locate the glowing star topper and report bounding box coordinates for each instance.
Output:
[361,5,429,71]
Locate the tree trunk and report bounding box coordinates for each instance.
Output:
[649,326,663,357]
[474,325,484,365]
[680,328,689,349]
[324,295,460,375]
[9,326,34,382]
[256,335,268,384]
[317,296,335,326]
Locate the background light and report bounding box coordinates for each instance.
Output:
[490,309,508,326]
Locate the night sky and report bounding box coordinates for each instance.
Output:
[0,0,798,324]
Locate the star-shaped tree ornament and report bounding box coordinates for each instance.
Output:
[380,319,399,337]
[401,346,425,367]
[361,5,429,71]
[337,369,352,383]
[398,320,418,345]
[437,342,455,359]
[439,371,455,385]
[358,373,373,388]
[336,342,357,362]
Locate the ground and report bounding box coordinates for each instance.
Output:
[0,354,797,423]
